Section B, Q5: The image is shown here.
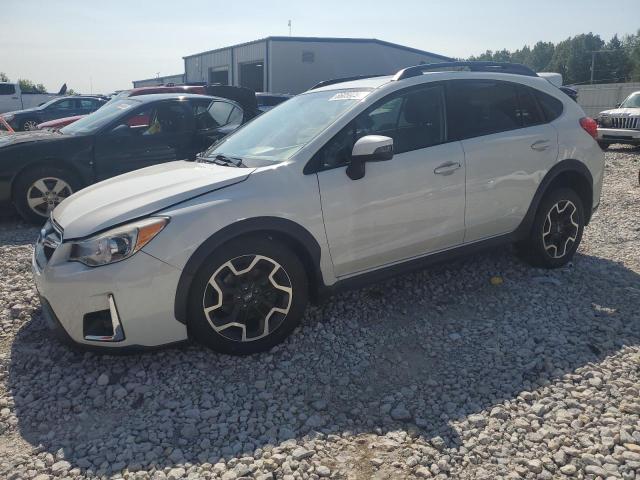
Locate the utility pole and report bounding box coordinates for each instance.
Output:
[589,50,613,84]
[288,20,291,36]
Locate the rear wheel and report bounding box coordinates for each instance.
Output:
[519,188,585,268]
[13,167,80,223]
[187,235,308,354]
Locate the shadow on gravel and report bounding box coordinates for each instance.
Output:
[7,249,640,475]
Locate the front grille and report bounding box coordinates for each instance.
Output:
[36,218,63,266]
[611,116,639,130]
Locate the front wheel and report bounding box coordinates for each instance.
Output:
[187,235,309,354]
[13,167,80,223]
[520,188,585,268]
[20,119,40,131]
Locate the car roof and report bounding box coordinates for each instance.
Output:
[117,93,215,103]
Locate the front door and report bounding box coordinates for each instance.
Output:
[93,100,195,180]
[314,84,466,277]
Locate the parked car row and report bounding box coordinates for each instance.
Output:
[0,88,262,222]
[29,61,604,355]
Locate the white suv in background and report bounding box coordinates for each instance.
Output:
[33,62,605,355]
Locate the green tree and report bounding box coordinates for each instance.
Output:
[18,79,48,93]
[528,42,555,72]
[600,34,631,83]
[0,72,8,82]
[623,30,640,81]
[547,33,605,84]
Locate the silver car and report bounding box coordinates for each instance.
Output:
[33,62,604,354]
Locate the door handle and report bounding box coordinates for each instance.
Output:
[434,161,461,175]
[531,139,550,151]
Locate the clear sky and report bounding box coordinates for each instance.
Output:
[1,0,638,94]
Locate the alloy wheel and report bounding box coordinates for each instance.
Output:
[202,254,293,342]
[23,120,39,131]
[26,177,73,217]
[542,200,579,259]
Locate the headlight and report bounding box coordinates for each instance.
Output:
[69,217,168,267]
[2,114,15,122]
[597,115,612,127]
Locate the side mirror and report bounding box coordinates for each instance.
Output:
[109,124,132,137]
[346,135,394,180]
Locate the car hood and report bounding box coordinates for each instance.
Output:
[0,130,63,147]
[2,106,40,116]
[599,108,640,117]
[38,115,85,128]
[54,160,255,239]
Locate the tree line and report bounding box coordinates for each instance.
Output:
[1,72,76,95]
[467,30,640,85]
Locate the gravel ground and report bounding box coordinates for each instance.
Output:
[0,146,639,480]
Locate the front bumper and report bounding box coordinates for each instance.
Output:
[597,128,640,144]
[32,227,188,349]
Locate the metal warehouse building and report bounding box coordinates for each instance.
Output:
[182,36,452,94]
[132,73,186,88]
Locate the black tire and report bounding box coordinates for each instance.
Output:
[13,166,81,224]
[519,188,585,269]
[19,118,40,131]
[187,235,309,355]
[597,141,610,150]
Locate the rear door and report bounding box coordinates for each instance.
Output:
[447,80,559,243]
[93,100,195,179]
[78,98,102,115]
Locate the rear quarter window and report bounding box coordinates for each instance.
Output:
[534,90,564,122]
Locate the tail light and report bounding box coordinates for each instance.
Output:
[579,117,598,139]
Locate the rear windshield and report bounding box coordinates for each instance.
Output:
[60,99,140,135]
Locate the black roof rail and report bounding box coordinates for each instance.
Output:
[309,74,387,90]
[393,61,538,81]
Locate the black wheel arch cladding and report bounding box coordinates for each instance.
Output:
[174,216,323,325]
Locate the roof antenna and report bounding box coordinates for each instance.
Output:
[288,19,291,36]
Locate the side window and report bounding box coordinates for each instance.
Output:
[192,101,217,130]
[517,87,545,127]
[227,106,243,128]
[314,85,446,170]
[112,103,190,136]
[0,84,16,95]
[208,101,235,127]
[448,80,521,139]
[50,99,76,111]
[79,99,98,110]
[534,90,564,122]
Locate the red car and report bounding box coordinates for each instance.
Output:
[37,85,207,130]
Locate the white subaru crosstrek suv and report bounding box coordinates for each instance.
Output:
[33,62,605,355]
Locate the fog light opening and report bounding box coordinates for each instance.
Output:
[83,295,125,342]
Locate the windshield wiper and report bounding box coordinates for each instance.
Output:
[210,154,247,168]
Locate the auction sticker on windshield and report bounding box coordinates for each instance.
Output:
[329,91,370,101]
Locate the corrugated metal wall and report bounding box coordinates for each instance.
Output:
[576,82,640,117]
[184,42,265,86]
[269,40,447,94]
[132,74,185,88]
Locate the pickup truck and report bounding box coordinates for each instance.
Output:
[0,82,63,114]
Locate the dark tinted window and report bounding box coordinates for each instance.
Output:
[314,84,446,170]
[0,84,16,95]
[49,98,76,111]
[517,87,545,127]
[448,80,521,139]
[79,99,100,109]
[534,90,563,122]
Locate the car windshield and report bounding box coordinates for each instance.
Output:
[60,99,140,135]
[203,88,371,165]
[620,93,640,108]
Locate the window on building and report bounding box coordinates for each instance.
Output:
[209,69,229,86]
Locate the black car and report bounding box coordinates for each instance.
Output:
[1,96,107,131]
[256,92,292,112]
[0,92,258,222]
